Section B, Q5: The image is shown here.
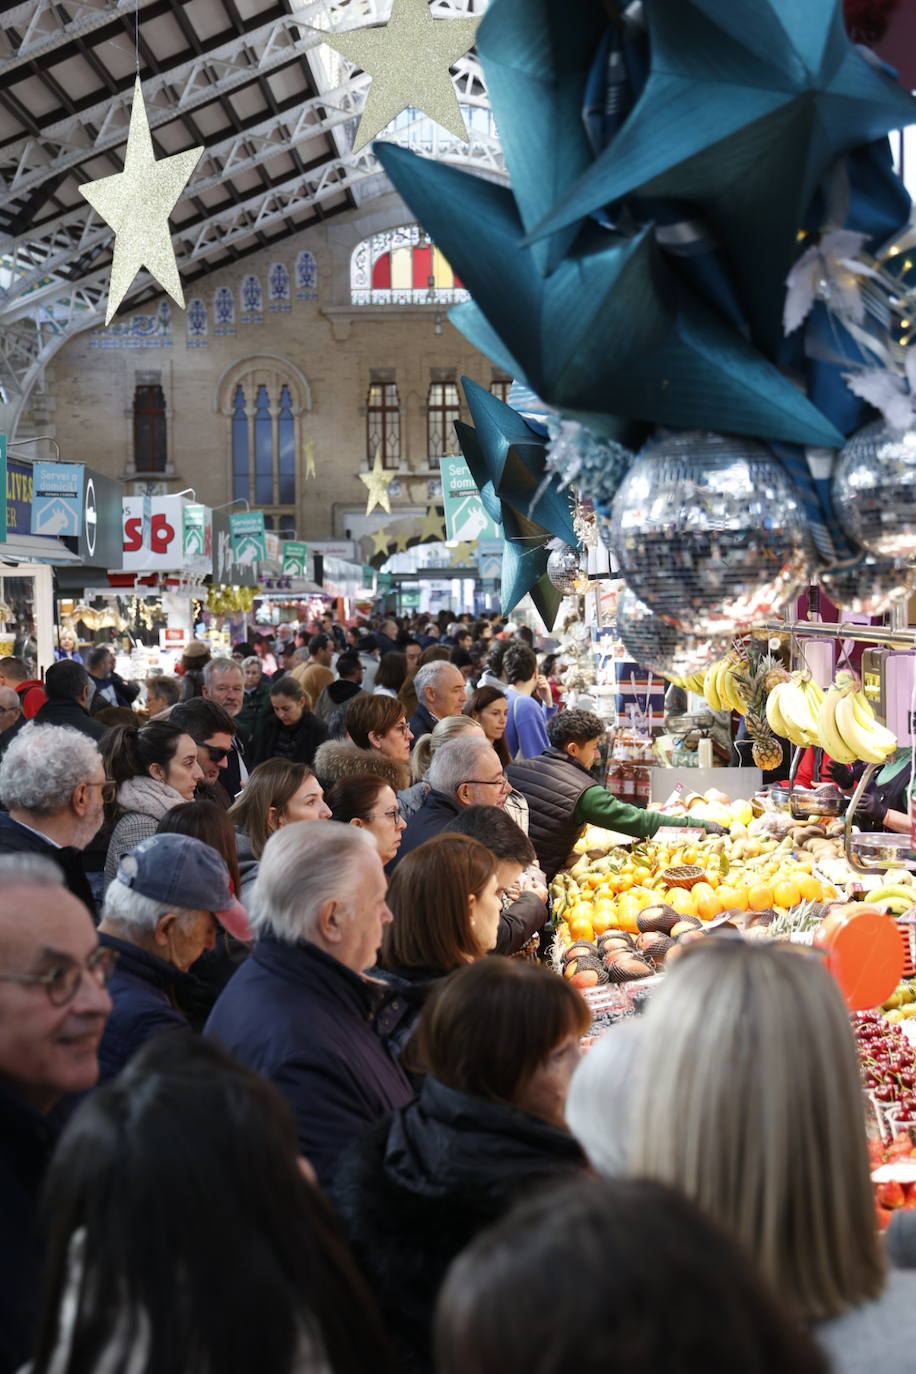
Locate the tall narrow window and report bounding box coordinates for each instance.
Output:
[490,376,512,405]
[254,384,273,505]
[367,382,401,468]
[427,381,461,458]
[278,386,295,504]
[231,385,248,501]
[133,384,167,473]
[265,514,296,539]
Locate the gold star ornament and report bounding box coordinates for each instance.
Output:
[419,505,446,541]
[371,526,393,556]
[449,540,475,566]
[359,449,396,515]
[79,78,202,324]
[393,528,411,553]
[321,0,480,154]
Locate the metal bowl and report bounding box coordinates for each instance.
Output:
[849,833,916,870]
[755,787,791,813]
[790,785,845,818]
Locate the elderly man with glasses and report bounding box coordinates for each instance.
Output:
[0,723,110,917]
[0,855,113,1374]
[390,735,512,871]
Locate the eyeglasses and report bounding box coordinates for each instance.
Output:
[462,774,511,790]
[374,807,402,825]
[204,745,231,763]
[0,945,118,1007]
[391,722,412,737]
[87,779,118,804]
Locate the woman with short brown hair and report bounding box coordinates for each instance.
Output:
[313,692,411,793]
[333,958,588,1372]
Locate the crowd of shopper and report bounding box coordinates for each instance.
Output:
[1,612,895,1374]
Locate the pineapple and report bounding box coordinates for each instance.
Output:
[732,655,785,772]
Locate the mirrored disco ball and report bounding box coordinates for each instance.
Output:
[616,585,728,677]
[608,430,813,637]
[832,420,916,559]
[817,550,916,616]
[546,543,580,593]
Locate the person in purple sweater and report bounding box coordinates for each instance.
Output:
[503,644,555,760]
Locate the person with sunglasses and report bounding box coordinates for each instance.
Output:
[171,698,241,807]
[0,856,113,1374]
[102,722,204,887]
[0,724,108,916]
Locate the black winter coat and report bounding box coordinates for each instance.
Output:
[34,697,106,741]
[332,1077,586,1373]
[205,937,412,1189]
[0,814,97,918]
[249,709,327,768]
[97,934,189,1081]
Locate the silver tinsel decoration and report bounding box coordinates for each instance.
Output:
[546,543,580,593]
[544,417,632,513]
[608,430,813,637]
[616,585,728,677]
[817,550,916,615]
[832,419,916,559]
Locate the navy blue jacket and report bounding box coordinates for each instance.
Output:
[406,701,437,749]
[0,813,97,918]
[388,788,462,872]
[205,937,412,1190]
[0,1082,62,1374]
[97,933,188,1081]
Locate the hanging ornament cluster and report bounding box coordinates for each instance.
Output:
[609,431,813,638]
[206,586,256,616]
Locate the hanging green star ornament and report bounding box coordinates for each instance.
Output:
[359,449,396,515]
[527,0,916,355]
[454,416,562,627]
[78,78,203,324]
[474,0,606,275]
[320,0,480,154]
[375,143,842,448]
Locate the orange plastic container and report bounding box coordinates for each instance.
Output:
[813,906,905,1011]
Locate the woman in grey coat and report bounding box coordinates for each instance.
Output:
[102,722,204,886]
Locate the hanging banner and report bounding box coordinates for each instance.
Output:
[212,510,260,588]
[30,462,84,537]
[230,510,266,564]
[439,454,500,543]
[282,540,309,576]
[182,503,213,576]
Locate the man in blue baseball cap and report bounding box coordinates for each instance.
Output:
[96,833,250,1081]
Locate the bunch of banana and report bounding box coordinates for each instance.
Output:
[867,883,916,915]
[668,670,707,695]
[818,671,897,765]
[765,672,825,748]
[703,655,749,715]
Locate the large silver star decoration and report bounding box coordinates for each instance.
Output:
[321,0,480,154]
[79,78,203,324]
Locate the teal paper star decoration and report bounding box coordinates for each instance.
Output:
[475,0,606,274]
[375,142,842,448]
[526,0,916,354]
[455,414,562,626]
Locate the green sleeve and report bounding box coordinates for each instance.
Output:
[572,786,715,840]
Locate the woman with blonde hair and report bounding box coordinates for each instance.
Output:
[624,939,916,1368]
[290,661,334,708]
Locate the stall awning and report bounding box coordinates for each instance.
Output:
[0,535,82,565]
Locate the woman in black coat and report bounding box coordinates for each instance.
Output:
[332,958,590,1374]
[250,675,327,768]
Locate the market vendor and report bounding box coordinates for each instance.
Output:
[829,748,915,834]
[507,709,729,881]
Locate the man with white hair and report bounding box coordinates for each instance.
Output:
[0,724,108,915]
[407,660,466,746]
[0,855,112,1373]
[97,832,249,1081]
[0,685,23,763]
[391,735,512,870]
[205,823,411,1190]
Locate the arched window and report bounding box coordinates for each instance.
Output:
[350,224,470,305]
[220,358,310,526]
[427,381,461,458]
[133,383,167,473]
[367,382,401,468]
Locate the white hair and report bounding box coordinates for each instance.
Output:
[250,822,376,942]
[203,657,242,686]
[0,853,64,887]
[0,723,101,815]
[242,656,261,672]
[426,736,498,798]
[566,1019,643,1176]
[413,660,458,707]
[102,876,198,931]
